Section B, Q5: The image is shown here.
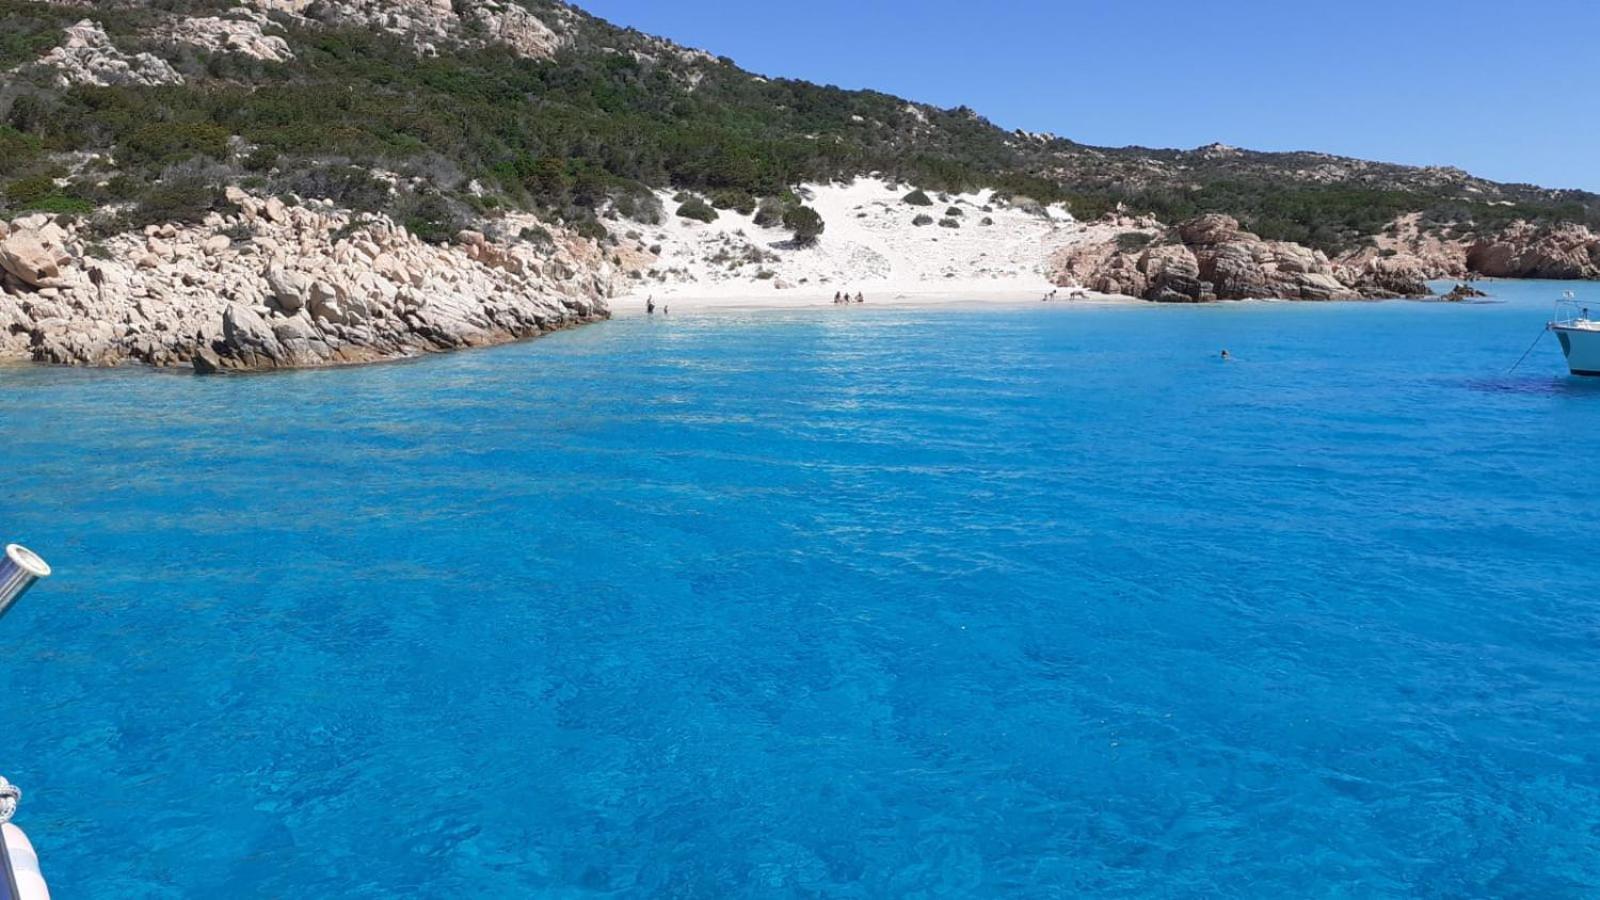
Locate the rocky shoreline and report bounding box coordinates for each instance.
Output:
[1052,212,1600,303]
[4,189,1599,374]
[1051,214,1429,302]
[1049,211,1600,302]
[0,190,621,373]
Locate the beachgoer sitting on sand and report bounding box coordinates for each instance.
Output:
[856,292,864,304]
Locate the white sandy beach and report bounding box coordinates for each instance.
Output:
[611,177,1138,315]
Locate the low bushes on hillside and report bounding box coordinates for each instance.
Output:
[783,204,824,245]
[677,196,717,223]
[1116,232,1154,252]
[753,197,785,227]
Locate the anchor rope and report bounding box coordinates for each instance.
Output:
[1507,326,1548,374]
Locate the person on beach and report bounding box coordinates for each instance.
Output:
[647,298,656,315]
[856,292,864,304]
[834,291,841,304]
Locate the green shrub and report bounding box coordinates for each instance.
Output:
[677,196,717,223]
[903,189,933,206]
[912,214,933,227]
[574,216,609,241]
[243,149,279,173]
[123,123,231,167]
[939,217,959,229]
[612,188,663,224]
[980,216,994,226]
[278,165,392,212]
[945,206,963,217]
[101,175,142,202]
[4,174,57,206]
[5,95,49,135]
[1116,232,1155,252]
[519,225,554,249]
[130,178,230,228]
[0,127,42,177]
[711,189,756,215]
[753,197,785,227]
[783,204,824,245]
[395,191,464,244]
[19,193,93,215]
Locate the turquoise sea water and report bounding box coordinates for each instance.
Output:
[2,280,1599,896]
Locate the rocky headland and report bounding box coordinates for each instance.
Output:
[0,191,620,373]
[1051,214,1432,302]
[1052,212,1600,302]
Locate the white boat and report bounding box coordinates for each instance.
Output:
[1,544,52,900]
[1550,292,1600,377]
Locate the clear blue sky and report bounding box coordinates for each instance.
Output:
[576,0,1600,192]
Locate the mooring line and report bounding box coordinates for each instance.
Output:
[1507,326,1548,374]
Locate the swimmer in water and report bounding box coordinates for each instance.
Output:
[1220,349,1231,361]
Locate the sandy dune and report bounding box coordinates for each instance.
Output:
[613,177,1133,314]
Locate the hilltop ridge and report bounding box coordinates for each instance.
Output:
[4,0,1596,244]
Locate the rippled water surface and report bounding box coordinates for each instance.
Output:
[3,281,1600,897]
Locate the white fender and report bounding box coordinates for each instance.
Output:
[3,824,49,900]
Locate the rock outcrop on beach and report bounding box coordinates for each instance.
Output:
[1333,215,1600,282]
[1052,214,1430,302]
[1465,222,1600,280]
[0,192,618,372]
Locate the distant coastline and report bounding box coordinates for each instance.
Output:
[0,3,1595,372]
[4,177,1598,372]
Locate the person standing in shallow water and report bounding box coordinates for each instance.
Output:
[647,298,656,315]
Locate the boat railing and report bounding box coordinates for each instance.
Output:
[0,544,51,900]
[1551,291,1592,329]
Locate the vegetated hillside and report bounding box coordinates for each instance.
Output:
[2,0,1596,256]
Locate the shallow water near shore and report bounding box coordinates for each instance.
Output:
[2,280,1599,896]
